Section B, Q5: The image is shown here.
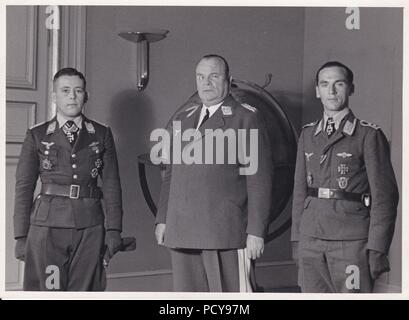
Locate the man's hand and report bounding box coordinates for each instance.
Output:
[369,250,390,280]
[155,223,166,246]
[15,237,27,261]
[246,234,264,260]
[103,230,122,267]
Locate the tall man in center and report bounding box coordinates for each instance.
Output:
[154,55,274,292]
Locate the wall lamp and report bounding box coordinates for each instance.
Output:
[119,30,169,91]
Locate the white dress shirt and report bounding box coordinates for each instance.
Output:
[196,102,224,130]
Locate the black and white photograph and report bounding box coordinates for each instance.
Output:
[1,0,406,301]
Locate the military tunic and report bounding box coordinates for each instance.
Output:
[14,115,123,290]
[291,110,399,292]
[156,95,273,291]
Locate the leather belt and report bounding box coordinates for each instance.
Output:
[41,183,102,199]
[307,187,370,206]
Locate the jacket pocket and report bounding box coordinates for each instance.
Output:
[33,195,52,222]
[38,148,59,172]
[337,200,369,216]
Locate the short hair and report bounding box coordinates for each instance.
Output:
[53,67,87,90]
[315,61,354,85]
[198,54,230,78]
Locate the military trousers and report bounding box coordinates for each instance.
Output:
[170,248,256,292]
[298,235,373,293]
[23,224,106,291]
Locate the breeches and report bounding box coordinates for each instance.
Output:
[298,235,373,293]
[24,224,106,291]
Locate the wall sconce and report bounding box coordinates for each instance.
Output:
[119,30,169,91]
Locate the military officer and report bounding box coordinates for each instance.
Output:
[13,67,124,291]
[291,61,399,293]
[154,55,274,292]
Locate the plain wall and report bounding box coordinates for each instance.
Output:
[85,6,305,289]
[302,7,403,289]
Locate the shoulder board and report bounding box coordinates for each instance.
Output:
[240,103,257,113]
[84,121,97,134]
[359,120,381,130]
[302,120,318,128]
[29,121,47,130]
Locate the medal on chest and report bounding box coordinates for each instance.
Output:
[337,177,349,189]
[307,172,313,186]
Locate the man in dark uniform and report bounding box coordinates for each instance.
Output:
[154,55,273,292]
[13,67,124,291]
[291,61,399,293]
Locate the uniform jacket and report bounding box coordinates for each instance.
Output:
[291,111,399,254]
[156,95,274,249]
[14,115,123,238]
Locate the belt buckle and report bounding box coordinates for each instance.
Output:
[70,185,80,199]
[318,187,331,199]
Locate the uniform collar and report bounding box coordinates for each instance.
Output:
[57,113,83,129]
[196,101,223,130]
[46,114,96,135]
[202,101,223,116]
[315,109,357,136]
[323,107,350,131]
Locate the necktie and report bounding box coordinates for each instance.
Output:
[63,121,79,145]
[199,108,210,128]
[325,117,335,137]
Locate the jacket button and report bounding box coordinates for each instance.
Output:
[73,174,78,179]
[72,164,77,169]
[71,154,76,158]
[45,151,49,155]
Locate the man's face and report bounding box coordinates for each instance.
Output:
[52,75,86,119]
[316,66,354,114]
[196,57,230,106]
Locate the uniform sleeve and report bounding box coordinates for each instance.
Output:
[156,164,171,224]
[101,127,123,231]
[364,129,399,254]
[290,130,307,242]
[155,119,175,225]
[14,129,39,238]
[244,111,274,238]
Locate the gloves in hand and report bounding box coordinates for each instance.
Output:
[368,250,390,280]
[103,231,137,268]
[15,237,27,261]
[103,230,122,266]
